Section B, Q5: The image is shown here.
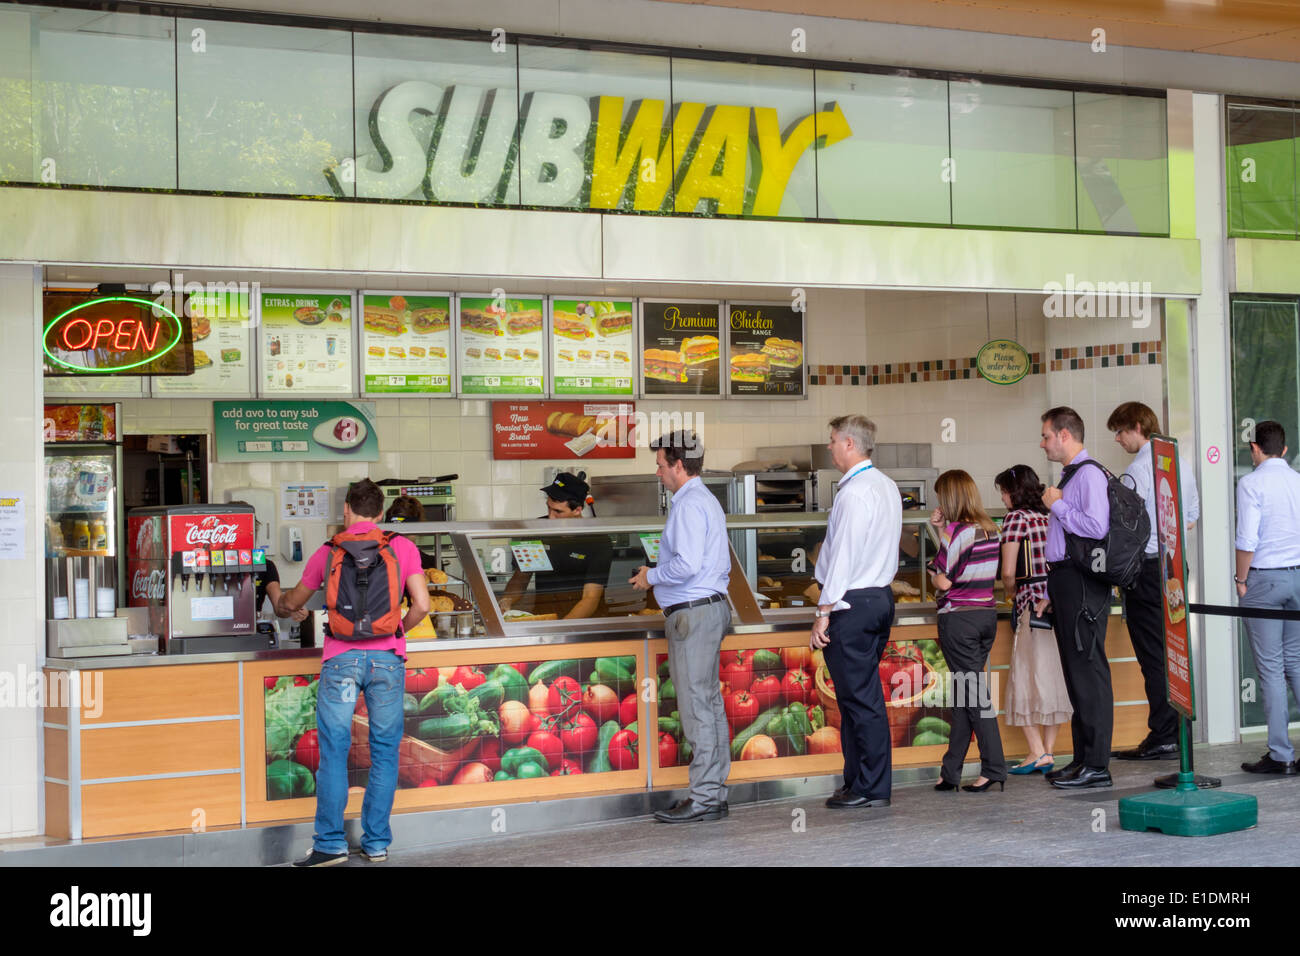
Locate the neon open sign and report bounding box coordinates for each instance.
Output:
[43,296,185,374]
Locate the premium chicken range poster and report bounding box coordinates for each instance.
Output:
[640,300,722,397]
[552,299,634,397]
[458,296,545,396]
[361,293,453,394]
[727,302,806,398]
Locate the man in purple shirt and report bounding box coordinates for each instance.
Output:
[1039,406,1114,790]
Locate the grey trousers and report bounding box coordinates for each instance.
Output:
[1240,567,1300,763]
[665,599,732,807]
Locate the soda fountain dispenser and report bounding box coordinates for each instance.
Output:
[128,504,270,654]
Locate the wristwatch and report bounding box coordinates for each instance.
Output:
[814,609,832,619]
[1234,576,1247,585]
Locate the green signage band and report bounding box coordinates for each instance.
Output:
[43,297,184,373]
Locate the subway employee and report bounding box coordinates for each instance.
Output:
[499,472,612,619]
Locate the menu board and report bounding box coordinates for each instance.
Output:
[154,289,254,395]
[490,401,637,460]
[458,295,545,396]
[259,291,354,395]
[640,300,722,397]
[726,302,806,398]
[551,299,635,396]
[361,292,453,394]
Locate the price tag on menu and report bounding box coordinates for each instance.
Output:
[510,540,553,573]
[638,533,661,563]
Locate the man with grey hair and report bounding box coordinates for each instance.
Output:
[811,415,902,808]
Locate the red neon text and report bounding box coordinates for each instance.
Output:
[60,317,162,353]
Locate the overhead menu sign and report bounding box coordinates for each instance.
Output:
[458,295,545,396]
[361,292,453,394]
[154,288,254,395]
[640,300,722,398]
[552,299,634,396]
[259,291,354,395]
[214,401,379,462]
[726,302,805,398]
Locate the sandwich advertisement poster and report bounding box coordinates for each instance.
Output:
[260,291,354,395]
[640,300,722,397]
[458,295,545,396]
[154,288,253,396]
[726,302,806,398]
[1152,435,1193,720]
[490,401,637,460]
[361,293,453,394]
[552,299,634,397]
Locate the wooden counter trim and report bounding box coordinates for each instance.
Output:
[80,720,242,781]
[82,663,239,724]
[80,773,241,839]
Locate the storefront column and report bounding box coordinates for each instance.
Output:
[1184,91,1236,745]
[0,262,45,837]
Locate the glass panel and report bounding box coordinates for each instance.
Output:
[27,6,176,189]
[669,57,816,218]
[1073,91,1169,235]
[0,5,36,182]
[950,79,1076,230]
[517,43,671,211]
[749,525,824,608]
[1226,102,1298,239]
[1230,296,1300,729]
[177,19,352,197]
[351,32,519,205]
[814,70,950,224]
[471,530,660,619]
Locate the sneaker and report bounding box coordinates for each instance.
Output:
[360,849,388,863]
[292,849,348,867]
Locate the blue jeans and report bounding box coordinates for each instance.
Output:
[1240,568,1300,763]
[313,649,404,855]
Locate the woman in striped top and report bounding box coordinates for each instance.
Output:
[927,470,1006,792]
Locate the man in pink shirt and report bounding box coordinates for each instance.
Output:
[278,479,428,866]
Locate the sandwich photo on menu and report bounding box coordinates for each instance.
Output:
[367,345,385,358]
[409,346,426,359]
[558,349,574,363]
[595,310,633,337]
[388,346,406,359]
[191,316,211,341]
[485,347,502,360]
[192,349,213,370]
[644,348,687,383]
[410,307,449,334]
[465,347,482,359]
[461,309,501,336]
[428,346,447,359]
[730,351,771,383]
[504,348,522,360]
[680,335,719,365]
[553,312,592,341]
[507,310,543,336]
[613,350,629,363]
[761,336,803,368]
[523,348,540,361]
[364,307,405,337]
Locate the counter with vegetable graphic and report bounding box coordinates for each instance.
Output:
[259,651,647,802]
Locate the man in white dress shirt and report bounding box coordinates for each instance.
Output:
[1235,420,1300,775]
[810,415,903,808]
[1107,402,1200,761]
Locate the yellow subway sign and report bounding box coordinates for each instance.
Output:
[329,82,852,216]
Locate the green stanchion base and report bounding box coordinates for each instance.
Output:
[1119,775,1257,837]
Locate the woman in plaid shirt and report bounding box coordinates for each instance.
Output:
[995,465,1073,775]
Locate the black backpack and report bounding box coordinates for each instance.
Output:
[1058,459,1150,591]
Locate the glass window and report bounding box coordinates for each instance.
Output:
[1073,91,1169,235]
[351,32,519,205]
[517,44,671,211]
[813,70,950,224]
[0,5,36,183]
[177,19,352,197]
[950,79,1076,231]
[1226,101,1298,239]
[669,57,817,218]
[24,6,176,189]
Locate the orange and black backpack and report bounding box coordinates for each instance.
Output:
[324,528,403,640]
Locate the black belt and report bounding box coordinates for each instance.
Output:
[1047,561,1073,571]
[663,592,727,616]
[1252,565,1300,571]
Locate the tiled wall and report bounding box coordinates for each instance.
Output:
[0,265,43,839]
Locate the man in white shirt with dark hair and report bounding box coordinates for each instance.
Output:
[811,414,902,809]
[1235,420,1300,775]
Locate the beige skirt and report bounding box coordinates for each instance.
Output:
[1004,608,1073,727]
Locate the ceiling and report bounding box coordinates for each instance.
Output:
[652,0,1300,63]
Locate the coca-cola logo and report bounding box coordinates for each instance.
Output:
[131,568,167,601]
[184,515,240,547]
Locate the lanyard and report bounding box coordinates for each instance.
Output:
[839,462,874,486]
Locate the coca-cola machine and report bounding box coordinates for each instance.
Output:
[128,504,269,654]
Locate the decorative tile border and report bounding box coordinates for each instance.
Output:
[807,341,1161,386]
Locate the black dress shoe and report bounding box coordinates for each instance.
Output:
[933,779,958,792]
[1114,740,1179,760]
[826,792,890,808]
[654,801,726,823]
[1050,766,1112,790]
[1241,753,1298,775]
[1044,761,1082,782]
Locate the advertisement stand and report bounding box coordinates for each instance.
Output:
[1118,436,1257,837]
